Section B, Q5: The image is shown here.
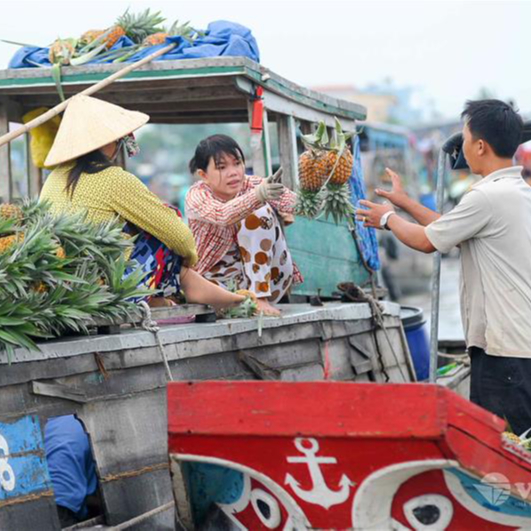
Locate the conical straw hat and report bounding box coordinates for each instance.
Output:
[44,94,149,167]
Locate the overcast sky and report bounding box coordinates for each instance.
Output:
[0,0,527,121]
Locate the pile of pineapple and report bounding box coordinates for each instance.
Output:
[295,118,355,225]
[6,9,202,101]
[0,200,149,360]
[47,9,201,67]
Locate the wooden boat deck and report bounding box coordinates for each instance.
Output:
[0,301,414,530]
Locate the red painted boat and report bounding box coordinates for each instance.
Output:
[168,381,531,530]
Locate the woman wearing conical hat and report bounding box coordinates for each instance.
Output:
[40,94,245,309]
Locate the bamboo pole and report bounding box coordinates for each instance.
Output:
[0,42,177,148]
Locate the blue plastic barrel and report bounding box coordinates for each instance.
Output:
[400,306,430,381]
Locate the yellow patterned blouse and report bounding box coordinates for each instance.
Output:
[40,164,198,266]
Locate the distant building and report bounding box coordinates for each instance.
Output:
[312,85,396,123]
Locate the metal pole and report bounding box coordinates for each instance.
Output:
[428,149,447,382]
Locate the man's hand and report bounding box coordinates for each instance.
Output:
[355,200,394,229]
[375,168,409,208]
[255,167,284,202]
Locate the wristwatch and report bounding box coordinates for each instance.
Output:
[380,211,396,230]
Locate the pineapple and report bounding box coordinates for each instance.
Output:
[321,183,355,226]
[56,246,66,260]
[79,29,104,47]
[104,8,166,48]
[48,39,75,65]
[298,151,328,192]
[321,118,356,225]
[503,432,521,444]
[0,203,23,222]
[31,282,47,295]
[141,19,199,47]
[325,148,353,186]
[235,289,258,303]
[142,32,167,47]
[295,122,329,219]
[0,233,24,253]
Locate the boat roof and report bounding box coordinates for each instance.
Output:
[0,56,367,127]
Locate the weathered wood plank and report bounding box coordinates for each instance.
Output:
[96,470,174,529]
[1,303,398,369]
[277,114,299,189]
[0,57,367,120]
[15,83,241,107]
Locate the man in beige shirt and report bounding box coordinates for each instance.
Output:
[356,99,530,434]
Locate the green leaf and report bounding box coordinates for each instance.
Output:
[51,63,65,102]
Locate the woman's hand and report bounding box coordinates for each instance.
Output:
[279,212,295,225]
[255,167,284,202]
[375,168,409,208]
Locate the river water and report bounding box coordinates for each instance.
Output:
[400,256,464,342]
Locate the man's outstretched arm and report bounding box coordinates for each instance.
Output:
[386,212,436,253]
[355,199,436,254]
[376,168,440,227]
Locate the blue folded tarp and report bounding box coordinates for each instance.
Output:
[8,20,259,69]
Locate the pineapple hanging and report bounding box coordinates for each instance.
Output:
[321,118,355,225]
[295,122,329,219]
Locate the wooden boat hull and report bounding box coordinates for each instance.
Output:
[168,381,531,530]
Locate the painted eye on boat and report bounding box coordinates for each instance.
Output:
[403,494,453,529]
[250,488,281,529]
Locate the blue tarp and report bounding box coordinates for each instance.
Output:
[350,136,380,271]
[8,20,259,69]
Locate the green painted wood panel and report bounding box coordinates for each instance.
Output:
[286,216,370,298]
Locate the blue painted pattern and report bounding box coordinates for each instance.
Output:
[0,415,52,501]
[182,462,244,523]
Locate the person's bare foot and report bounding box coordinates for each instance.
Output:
[148,297,176,308]
[255,298,281,317]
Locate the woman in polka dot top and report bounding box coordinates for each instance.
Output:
[186,135,303,316]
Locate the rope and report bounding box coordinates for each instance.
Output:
[338,283,409,382]
[139,301,174,382]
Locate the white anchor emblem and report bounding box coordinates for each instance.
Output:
[285,437,353,509]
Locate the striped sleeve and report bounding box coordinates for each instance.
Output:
[185,184,263,226]
[248,175,296,214]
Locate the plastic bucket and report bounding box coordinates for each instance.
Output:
[400,305,430,381]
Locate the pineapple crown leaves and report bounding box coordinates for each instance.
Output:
[0,218,15,236]
[301,121,329,150]
[164,20,205,44]
[329,117,355,152]
[0,199,150,358]
[115,8,167,42]
[300,118,356,153]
